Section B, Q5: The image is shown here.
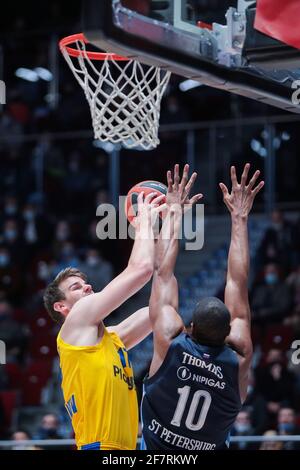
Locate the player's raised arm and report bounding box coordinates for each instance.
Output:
[60,192,165,332]
[220,163,264,401]
[149,164,202,376]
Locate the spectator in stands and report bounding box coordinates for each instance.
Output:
[34,413,62,440]
[259,430,283,450]
[285,265,300,336]
[2,219,24,264]
[286,264,300,313]
[63,150,93,213]
[230,409,256,450]
[51,242,80,276]
[11,429,31,441]
[1,195,19,223]
[258,210,294,271]
[277,407,300,450]
[0,300,28,363]
[11,429,44,450]
[0,246,21,301]
[0,111,23,152]
[243,370,268,435]
[251,263,292,324]
[79,248,113,292]
[11,429,31,448]
[256,351,296,422]
[52,220,72,258]
[21,202,52,250]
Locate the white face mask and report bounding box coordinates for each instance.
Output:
[87,256,98,267]
[235,423,251,433]
[5,229,17,241]
[0,254,9,267]
[5,205,17,215]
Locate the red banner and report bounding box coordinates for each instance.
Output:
[254,0,300,50]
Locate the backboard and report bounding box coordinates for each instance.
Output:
[81,0,300,113]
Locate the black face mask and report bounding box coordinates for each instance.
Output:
[39,427,58,438]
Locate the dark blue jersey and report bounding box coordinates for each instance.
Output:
[141,333,242,450]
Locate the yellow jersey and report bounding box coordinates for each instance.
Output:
[57,328,138,450]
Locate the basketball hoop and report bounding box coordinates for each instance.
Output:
[59,33,171,150]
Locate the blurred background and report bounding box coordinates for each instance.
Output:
[0,0,300,450]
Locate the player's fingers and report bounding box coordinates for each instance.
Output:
[151,194,165,206]
[155,202,167,213]
[179,163,189,192]
[137,191,145,207]
[241,163,250,187]
[219,182,229,197]
[184,172,197,197]
[167,170,173,192]
[252,180,265,196]
[188,194,203,205]
[144,192,157,204]
[174,164,180,190]
[247,170,261,190]
[231,166,238,188]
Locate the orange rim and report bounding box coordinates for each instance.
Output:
[59,33,129,61]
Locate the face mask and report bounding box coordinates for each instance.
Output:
[0,255,9,267]
[278,423,294,434]
[87,256,98,267]
[62,247,73,257]
[23,210,35,221]
[265,273,278,285]
[5,205,17,215]
[235,423,251,434]
[39,427,58,438]
[38,263,49,281]
[5,229,17,241]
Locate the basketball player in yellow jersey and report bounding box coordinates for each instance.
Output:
[43,191,168,450]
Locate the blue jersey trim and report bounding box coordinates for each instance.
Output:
[140,436,147,450]
[80,441,101,450]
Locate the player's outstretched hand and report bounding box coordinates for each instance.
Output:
[219,163,264,218]
[166,163,203,212]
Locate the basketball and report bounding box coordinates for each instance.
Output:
[125,180,167,223]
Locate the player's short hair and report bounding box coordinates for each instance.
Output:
[191,297,231,346]
[43,267,87,324]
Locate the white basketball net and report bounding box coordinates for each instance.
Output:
[61,38,171,150]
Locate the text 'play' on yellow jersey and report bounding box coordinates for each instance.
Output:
[57,328,138,450]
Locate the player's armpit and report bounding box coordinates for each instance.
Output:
[107,307,152,350]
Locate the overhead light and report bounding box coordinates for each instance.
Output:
[93,140,120,153]
[281,131,290,141]
[34,67,53,81]
[250,139,261,153]
[179,79,202,92]
[15,68,39,82]
[250,138,268,157]
[259,147,267,158]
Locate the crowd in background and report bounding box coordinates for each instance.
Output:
[0,0,300,450]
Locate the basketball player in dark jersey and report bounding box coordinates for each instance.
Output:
[141,163,264,450]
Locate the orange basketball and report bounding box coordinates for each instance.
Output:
[125,180,167,223]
